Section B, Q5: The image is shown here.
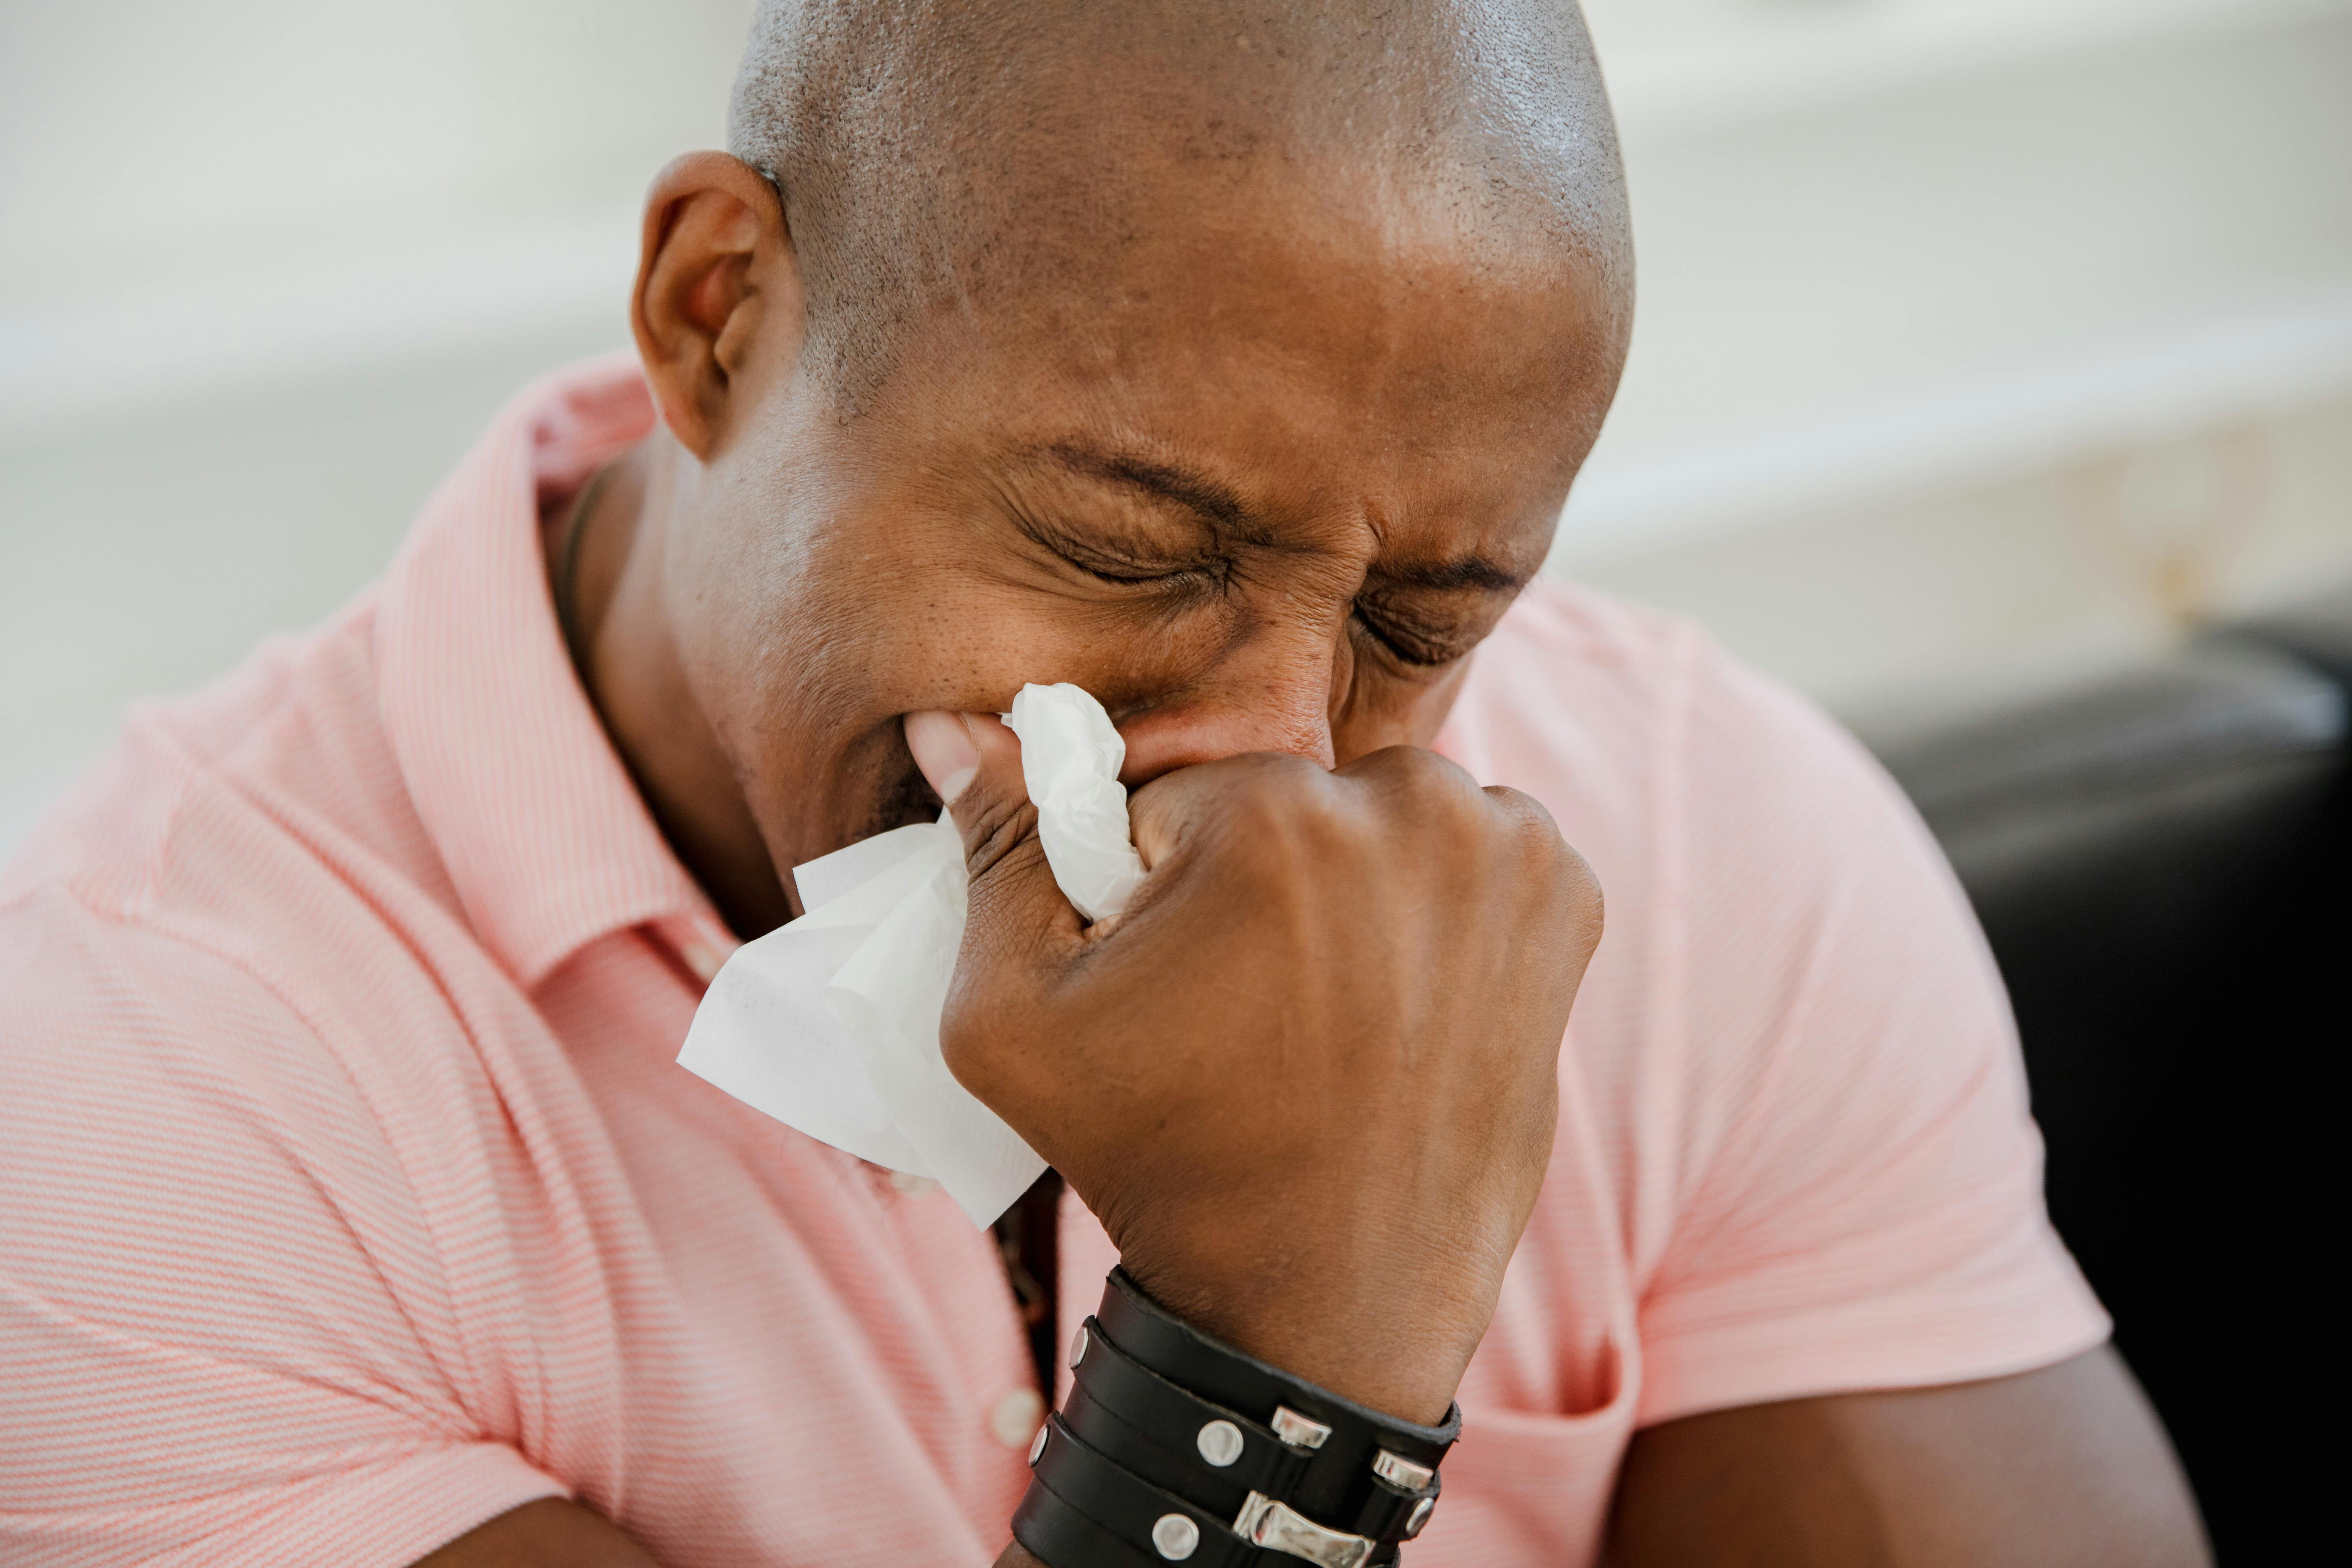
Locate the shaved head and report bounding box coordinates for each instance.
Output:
[728,0,1631,413]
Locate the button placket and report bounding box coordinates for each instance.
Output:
[991,1387,1047,1449]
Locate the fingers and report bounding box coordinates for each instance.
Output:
[903,709,979,806]
[1127,743,1494,870]
[1125,750,1325,873]
[907,710,1026,867]
[903,709,1080,951]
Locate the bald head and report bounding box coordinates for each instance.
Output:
[728,0,1630,412]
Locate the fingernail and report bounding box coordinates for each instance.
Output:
[904,710,979,804]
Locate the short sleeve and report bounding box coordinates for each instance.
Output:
[0,889,568,1566]
[1632,647,2110,1428]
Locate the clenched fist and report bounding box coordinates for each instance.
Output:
[906,710,1602,1426]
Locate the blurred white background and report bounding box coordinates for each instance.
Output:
[5,0,2350,855]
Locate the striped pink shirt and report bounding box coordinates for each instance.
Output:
[0,360,2106,1566]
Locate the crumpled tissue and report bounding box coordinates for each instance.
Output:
[675,682,1147,1225]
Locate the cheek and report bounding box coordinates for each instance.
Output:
[664,487,904,775]
[777,571,1199,726]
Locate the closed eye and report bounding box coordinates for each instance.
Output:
[1016,512,1224,591]
[1069,555,1202,588]
[1351,603,1466,668]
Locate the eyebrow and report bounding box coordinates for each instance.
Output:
[1374,556,1530,594]
[1038,440,1252,537]
[1035,437,1530,594]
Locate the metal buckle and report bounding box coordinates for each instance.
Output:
[1269,1406,1332,1452]
[1371,1449,1435,1491]
[1232,1492,1374,1568]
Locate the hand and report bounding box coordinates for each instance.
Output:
[905,712,1602,1425]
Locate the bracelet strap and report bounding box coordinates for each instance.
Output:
[1093,1269,1455,1535]
[1018,1415,1396,1568]
[1063,1316,1312,1516]
[1014,1471,1171,1568]
[1016,1268,1456,1567]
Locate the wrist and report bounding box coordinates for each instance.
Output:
[1117,1252,1473,1429]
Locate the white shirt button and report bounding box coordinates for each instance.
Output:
[990,1387,1046,1449]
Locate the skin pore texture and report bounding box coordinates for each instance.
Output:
[423,1,2207,1563]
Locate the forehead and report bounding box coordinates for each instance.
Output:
[867,149,1622,571]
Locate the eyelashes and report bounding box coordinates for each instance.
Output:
[1350,606,1462,669]
[1018,510,1223,590]
[1071,558,1207,588]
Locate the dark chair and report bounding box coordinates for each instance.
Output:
[1857,587,2351,1562]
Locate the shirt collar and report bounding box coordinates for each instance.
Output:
[374,356,733,989]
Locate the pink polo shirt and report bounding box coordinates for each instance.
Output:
[0,361,2106,1567]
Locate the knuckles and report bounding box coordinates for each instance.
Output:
[948,746,1604,1101]
[1484,790,1604,960]
[1168,748,1603,948]
[956,787,1041,886]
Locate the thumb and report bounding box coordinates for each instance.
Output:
[903,710,1080,948]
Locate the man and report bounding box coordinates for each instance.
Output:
[0,2,2205,1564]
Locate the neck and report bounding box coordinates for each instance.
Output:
[553,437,797,939]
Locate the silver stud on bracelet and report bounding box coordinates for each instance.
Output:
[1028,1423,1050,1465]
[1151,1513,1201,1560]
[1196,1419,1244,1466]
[1372,1449,1436,1491]
[1404,1496,1437,1539]
[1068,1326,1090,1369]
[1270,1405,1333,1452]
[1233,1492,1376,1567]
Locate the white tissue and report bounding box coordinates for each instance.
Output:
[675,682,1147,1226]
[1006,682,1147,921]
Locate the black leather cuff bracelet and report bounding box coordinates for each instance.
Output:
[1010,1268,1458,1567]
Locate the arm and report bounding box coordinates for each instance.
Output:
[419,1347,2202,1568]
[411,1501,1035,1567]
[407,1502,1038,1567]
[1609,1346,2208,1567]
[414,1501,658,1568]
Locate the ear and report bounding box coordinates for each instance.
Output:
[631,151,802,461]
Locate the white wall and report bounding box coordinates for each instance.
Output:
[5,0,2350,853]
[1566,0,2352,708]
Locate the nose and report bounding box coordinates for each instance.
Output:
[1114,640,1340,786]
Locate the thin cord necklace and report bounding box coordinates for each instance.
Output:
[553,463,618,680]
